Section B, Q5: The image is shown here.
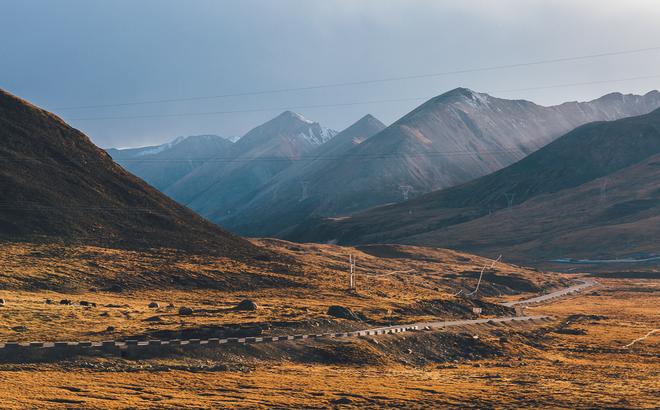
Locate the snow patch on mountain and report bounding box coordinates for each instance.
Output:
[133,136,187,156]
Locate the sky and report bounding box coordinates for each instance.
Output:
[2,0,660,148]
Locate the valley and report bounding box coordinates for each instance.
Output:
[0,253,656,408]
[2,3,660,404]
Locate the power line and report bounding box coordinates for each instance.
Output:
[0,149,535,164]
[54,45,660,111]
[66,73,660,121]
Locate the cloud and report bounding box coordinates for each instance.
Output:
[2,0,660,147]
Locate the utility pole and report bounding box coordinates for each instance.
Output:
[300,180,309,202]
[399,185,413,201]
[600,178,609,202]
[348,254,356,291]
[466,255,502,296]
[504,192,515,212]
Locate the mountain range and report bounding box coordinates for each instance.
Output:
[108,135,234,191]
[220,114,387,235]
[220,88,660,236]
[290,107,660,264]
[108,87,660,239]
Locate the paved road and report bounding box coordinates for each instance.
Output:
[502,278,598,307]
[0,278,596,352]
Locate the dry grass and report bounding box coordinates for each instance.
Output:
[0,240,560,342]
[1,241,657,408]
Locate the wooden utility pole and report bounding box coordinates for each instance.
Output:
[349,254,356,290]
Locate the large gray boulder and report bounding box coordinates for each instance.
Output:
[327,305,359,321]
[235,299,258,311]
[178,306,194,316]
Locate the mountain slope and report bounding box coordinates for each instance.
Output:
[165,111,337,218]
[0,88,258,257]
[291,108,660,263]
[108,135,234,191]
[221,114,386,236]
[277,88,660,219]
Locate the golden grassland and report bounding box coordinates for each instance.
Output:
[0,282,657,410]
[0,240,562,342]
[0,241,657,408]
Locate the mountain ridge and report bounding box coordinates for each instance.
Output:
[222,87,660,236]
[0,88,260,258]
[289,107,660,264]
[219,114,387,235]
[164,110,338,218]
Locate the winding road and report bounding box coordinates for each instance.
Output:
[502,278,598,307]
[0,278,598,353]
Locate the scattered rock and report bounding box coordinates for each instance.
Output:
[60,299,72,305]
[11,326,27,332]
[167,303,175,308]
[327,305,359,321]
[148,302,160,308]
[235,299,258,311]
[106,326,115,332]
[554,328,587,335]
[145,316,163,322]
[331,397,353,405]
[406,348,413,354]
[178,306,194,316]
[106,284,123,293]
[45,299,54,305]
[100,312,110,317]
[79,301,96,307]
[0,298,5,307]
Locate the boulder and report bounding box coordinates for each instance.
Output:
[178,306,194,316]
[79,300,96,307]
[235,299,258,311]
[60,299,72,305]
[148,302,160,308]
[145,315,163,322]
[327,305,359,321]
[0,298,5,306]
[331,397,353,405]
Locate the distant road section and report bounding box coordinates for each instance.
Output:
[503,278,598,307]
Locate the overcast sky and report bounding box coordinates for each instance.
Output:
[2,0,660,148]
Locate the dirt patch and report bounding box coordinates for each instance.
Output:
[356,244,442,262]
[461,270,541,293]
[303,342,385,365]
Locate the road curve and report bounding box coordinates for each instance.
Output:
[502,278,598,307]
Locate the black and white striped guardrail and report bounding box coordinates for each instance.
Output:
[0,279,593,355]
[0,325,419,353]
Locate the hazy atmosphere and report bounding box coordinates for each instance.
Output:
[2,1,660,408]
[2,0,660,148]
